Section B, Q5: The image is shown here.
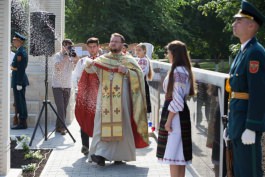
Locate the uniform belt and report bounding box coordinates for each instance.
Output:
[231,92,249,100]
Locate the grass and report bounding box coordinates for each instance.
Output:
[192,60,231,73]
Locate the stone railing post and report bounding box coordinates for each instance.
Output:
[0,0,11,175]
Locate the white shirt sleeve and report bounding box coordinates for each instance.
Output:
[168,67,189,113]
[84,58,96,74]
[72,59,82,88]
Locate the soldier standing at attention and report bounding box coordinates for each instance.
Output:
[223,1,265,177]
[11,32,29,130]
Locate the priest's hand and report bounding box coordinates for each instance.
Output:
[118,65,128,74]
[241,129,256,145]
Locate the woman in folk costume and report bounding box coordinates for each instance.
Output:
[156,40,195,177]
[135,43,153,113]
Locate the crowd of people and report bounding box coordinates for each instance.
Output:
[9,1,265,176]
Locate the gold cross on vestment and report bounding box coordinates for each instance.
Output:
[114,108,120,114]
[104,86,108,92]
[114,85,120,92]
[103,108,109,115]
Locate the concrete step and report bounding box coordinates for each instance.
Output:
[10,100,40,114]
[10,113,58,128]
[10,113,37,128]
[10,100,74,128]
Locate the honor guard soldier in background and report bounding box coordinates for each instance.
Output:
[223,1,265,177]
[11,32,29,130]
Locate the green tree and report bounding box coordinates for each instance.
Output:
[195,0,265,54]
[11,0,29,39]
[65,0,184,46]
[66,0,264,59]
[173,0,231,59]
[11,0,29,50]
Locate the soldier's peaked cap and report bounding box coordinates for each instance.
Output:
[234,0,265,26]
[13,32,27,41]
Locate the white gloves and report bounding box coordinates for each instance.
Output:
[16,85,22,91]
[223,128,230,146]
[241,129,256,145]
[224,128,256,145]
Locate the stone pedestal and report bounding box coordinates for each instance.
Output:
[0,1,11,176]
[0,0,66,175]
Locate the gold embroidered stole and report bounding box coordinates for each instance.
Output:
[100,59,123,141]
[95,53,149,144]
[127,68,149,144]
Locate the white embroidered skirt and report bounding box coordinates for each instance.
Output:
[158,113,191,165]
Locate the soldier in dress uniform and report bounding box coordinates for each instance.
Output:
[11,32,29,130]
[223,1,265,177]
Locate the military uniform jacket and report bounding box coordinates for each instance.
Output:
[228,37,265,139]
[11,46,29,88]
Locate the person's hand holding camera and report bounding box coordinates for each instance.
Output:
[67,46,77,57]
[67,46,79,64]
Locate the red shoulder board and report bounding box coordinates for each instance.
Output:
[17,56,22,62]
[249,60,259,74]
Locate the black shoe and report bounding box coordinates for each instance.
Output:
[114,161,126,165]
[81,146,89,156]
[91,154,105,166]
[11,124,27,130]
[60,128,67,135]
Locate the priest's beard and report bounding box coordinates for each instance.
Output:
[110,48,122,53]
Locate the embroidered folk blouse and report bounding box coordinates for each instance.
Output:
[163,66,190,113]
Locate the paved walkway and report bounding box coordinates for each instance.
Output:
[11,119,196,177]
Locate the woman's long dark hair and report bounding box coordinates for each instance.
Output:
[166,40,195,99]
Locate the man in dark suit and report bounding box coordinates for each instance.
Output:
[224,1,265,177]
[11,32,29,130]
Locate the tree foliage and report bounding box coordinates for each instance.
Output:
[195,0,265,54]
[65,0,265,59]
[11,0,29,50]
[11,0,29,38]
[65,0,182,45]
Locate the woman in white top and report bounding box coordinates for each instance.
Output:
[156,40,195,177]
[135,43,153,113]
